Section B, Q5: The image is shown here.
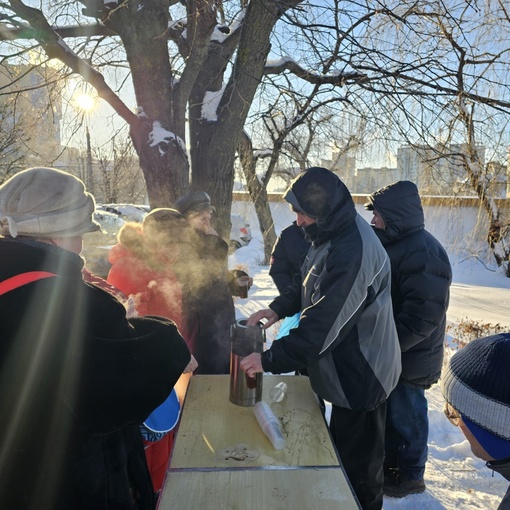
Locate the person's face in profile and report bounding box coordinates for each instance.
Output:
[295,211,316,228]
[188,208,215,234]
[371,210,386,230]
[444,402,494,461]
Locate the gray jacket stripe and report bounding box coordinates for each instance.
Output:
[320,252,389,356]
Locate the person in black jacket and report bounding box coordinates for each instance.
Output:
[269,221,310,294]
[365,180,452,498]
[174,191,250,374]
[0,167,191,510]
[241,167,402,510]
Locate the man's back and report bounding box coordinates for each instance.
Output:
[366,180,452,388]
[0,237,189,509]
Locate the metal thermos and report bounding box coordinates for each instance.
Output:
[229,319,265,406]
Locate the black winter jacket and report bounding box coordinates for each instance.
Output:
[0,237,190,510]
[366,180,452,388]
[262,168,401,410]
[487,457,510,510]
[181,231,236,374]
[269,221,310,294]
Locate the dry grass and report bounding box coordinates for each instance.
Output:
[446,318,505,350]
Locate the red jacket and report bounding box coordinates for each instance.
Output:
[107,224,186,492]
[107,233,183,330]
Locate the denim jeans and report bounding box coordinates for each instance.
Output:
[384,381,428,481]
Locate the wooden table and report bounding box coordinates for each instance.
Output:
[157,374,360,509]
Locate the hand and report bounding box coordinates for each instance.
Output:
[240,352,263,378]
[124,296,138,318]
[246,308,278,328]
[183,355,198,374]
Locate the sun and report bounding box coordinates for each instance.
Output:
[75,93,95,112]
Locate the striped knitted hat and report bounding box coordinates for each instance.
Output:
[441,334,510,459]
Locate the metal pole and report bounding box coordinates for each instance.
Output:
[86,123,94,194]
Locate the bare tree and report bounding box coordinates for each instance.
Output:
[2,0,510,267]
[352,1,510,273]
[0,0,364,238]
[0,98,26,183]
[93,137,146,204]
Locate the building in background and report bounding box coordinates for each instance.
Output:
[0,64,147,203]
[322,142,509,197]
[0,63,63,171]
[397,143,487,196]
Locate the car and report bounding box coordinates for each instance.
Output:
[82,210,126,278]
[97,203,148,222]
[229,213,252,252]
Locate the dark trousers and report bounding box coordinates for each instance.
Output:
[329,401,386,510]
[385,381,428,481]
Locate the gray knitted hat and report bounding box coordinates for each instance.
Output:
[0,167,100,239]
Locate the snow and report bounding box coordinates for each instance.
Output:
[228,207,510,510]
[201,87,226,122]
[148,121,186,156]
[266,56,295,67]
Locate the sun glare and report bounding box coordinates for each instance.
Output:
[75,93,95,112]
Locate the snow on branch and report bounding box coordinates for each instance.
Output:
[148,121,187,157]
[264,56,366,85]
[253,149,273,158]
[210,9,245,43]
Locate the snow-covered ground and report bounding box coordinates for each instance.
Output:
[229,227,510,510]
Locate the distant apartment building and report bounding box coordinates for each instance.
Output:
[0,64,63,168]
[397,143,488,196]
[0,64,146,202]
[322,149,356,189]
[350,166,399,194]
[321,142,509,197]
[322,149,398,193]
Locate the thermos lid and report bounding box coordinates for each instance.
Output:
[230,319,265,355]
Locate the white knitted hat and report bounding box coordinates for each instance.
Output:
[0,167,100,239]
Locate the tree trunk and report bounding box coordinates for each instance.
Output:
[238,131,277,264]
[103,1,190,207]
[189,0,300,238]
[457,98,510,275]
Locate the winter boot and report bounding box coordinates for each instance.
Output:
[383,474,426,498]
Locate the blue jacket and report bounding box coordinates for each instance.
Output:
[261,168,401,411]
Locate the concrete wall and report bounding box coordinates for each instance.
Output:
[232,192,506,262]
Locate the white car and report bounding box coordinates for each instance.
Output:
[98,203,148,222]
[229,213,252,252]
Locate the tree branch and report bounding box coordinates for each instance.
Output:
[6,0,139,128]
